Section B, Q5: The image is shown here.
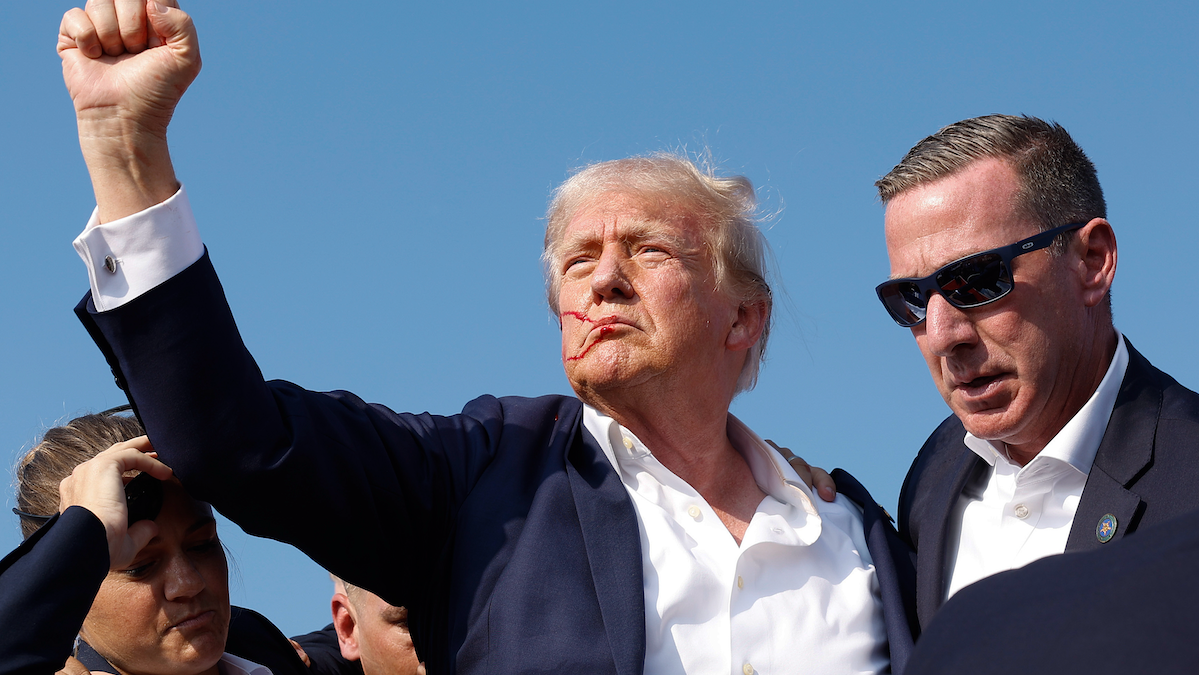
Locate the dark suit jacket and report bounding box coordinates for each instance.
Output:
[905,507,1199,674]
[898,337,1199,629]
[78,252,917,674]
[0,507,343,675]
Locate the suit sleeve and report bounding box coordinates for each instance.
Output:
[291,625,364,675]
[76,252,509,611]
[0,508,110,675]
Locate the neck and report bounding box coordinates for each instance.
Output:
[584,377,766,543]
[1006,327,1119,466]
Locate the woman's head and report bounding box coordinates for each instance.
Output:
[15,414,230,675]
[15,412,143,539]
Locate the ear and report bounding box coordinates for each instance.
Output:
[726,299,768,352]
[1074,218,1117,308]
[331,592,361,661]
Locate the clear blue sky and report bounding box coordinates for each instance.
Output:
[3,1,1196,638]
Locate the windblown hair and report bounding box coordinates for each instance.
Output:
[876,114,1106,254]
[14,413,144,539]
[543,153,773,393]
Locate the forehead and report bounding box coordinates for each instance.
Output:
[154,480,215,532]
[562,192,704,244]
[883,158,1037,276]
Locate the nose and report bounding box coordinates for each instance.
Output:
[589,246,634,301]
[162,553,207,601]
[920,293,979,356]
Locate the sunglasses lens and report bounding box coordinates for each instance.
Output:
[878,280,926,327]
[936,253,1012,307]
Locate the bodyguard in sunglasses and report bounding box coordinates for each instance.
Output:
[873,114,1199,633]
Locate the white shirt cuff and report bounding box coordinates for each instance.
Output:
[73,186,204,312]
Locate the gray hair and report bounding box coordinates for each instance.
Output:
[543,153,772,393]
[876,114,1106,255]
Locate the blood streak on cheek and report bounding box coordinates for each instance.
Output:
[563,317,617,361]
[560,311,594,323]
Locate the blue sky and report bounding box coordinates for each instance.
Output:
[3,1,1196,638]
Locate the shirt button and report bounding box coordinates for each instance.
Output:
[743,663,754,675]
[622,437,633,450]
[1014,504,1030,519]
[687,505,701,519]
[771,527,784,535]
[103,255,118,274]
[737,575,744,589]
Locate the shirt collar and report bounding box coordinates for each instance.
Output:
[581,405,823,527]
[964,331,1129,476]
[217,653,272,675]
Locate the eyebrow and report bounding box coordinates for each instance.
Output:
[380,605,409,624]
[186,516,217,535]
[558,219,693,257]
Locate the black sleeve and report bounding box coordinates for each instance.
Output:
[0,507,109,675]
[77,252,508,612]
[292,624,364,675]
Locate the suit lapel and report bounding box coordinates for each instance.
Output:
[563,406,646,675]
[1067,341,1160,552]
[832,469,917,675]
[917,446,986,628]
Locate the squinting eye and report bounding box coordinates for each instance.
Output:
[123,561,155,578]
[564,257,592,272]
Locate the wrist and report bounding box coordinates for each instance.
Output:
[77,119,179,223]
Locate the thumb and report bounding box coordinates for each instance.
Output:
[114,519,160,569]
[146,2,198,54]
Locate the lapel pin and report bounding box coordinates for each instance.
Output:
[1096,513,1118,543]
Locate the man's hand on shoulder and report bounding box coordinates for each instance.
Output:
[765,439,838,502]
[59,0,201,222]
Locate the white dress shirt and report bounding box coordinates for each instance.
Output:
[944,333,1129,599]
[584,407,888,675]
[218,653,272,675]
[76,188,889,675]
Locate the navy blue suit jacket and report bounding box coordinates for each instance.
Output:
[906,507,1199,674]
[0,507,341,675]
[897,338,1199,629]
[77,252,917,674]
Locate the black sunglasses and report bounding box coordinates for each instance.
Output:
[876,222,1084,327]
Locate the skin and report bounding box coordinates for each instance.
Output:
[555,192,770,541]
[59,439,230,675]
[332,583,426,675]
[57,1,833,543]
[58,0,197,223]
[883,157,1118,465]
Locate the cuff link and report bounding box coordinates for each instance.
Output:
[103,255,118,274]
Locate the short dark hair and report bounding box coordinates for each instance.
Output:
[876,114,1106,251]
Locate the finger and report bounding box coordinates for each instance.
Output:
[57,656,90,675]
[100,440,174,480]
[126,519,159,553]
[59,8,102,58]
[811,467,838,503]
[85,0,126,57]
[115,0,149,53]
[114,519,160,569]
[289,640,312,667]
[146,0,199,62]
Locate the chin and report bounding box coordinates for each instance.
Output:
[952,401,1018,441]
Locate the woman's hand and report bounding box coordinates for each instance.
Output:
[58,436,174,569]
